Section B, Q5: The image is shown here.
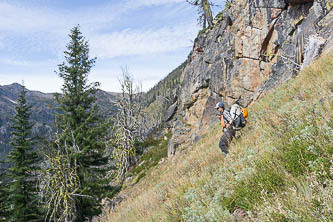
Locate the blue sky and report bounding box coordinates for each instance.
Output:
[0,0,225,93]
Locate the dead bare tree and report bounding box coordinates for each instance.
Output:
[111,68,145,182]
[39,133,86,222]
[187,0,214,28]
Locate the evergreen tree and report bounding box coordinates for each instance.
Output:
[0,168,9,221]
[54,25,109,220]
[6,85,40,222]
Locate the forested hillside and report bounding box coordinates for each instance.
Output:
[0,83,119,160]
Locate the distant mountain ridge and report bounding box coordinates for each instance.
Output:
[0,83,120,160]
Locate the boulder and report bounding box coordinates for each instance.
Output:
[168,140,179,157]
[164,102,178,122]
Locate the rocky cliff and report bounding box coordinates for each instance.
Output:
[167,0,333,156]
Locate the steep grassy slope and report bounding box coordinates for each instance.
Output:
[100,52,333,221]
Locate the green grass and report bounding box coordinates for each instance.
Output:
[197,27,209,37]
[222,109,333,214]
[223,156,286,211]
[127,133,171,184]
[100,52,333,222]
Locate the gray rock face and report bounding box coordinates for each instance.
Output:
[254,0,287,8]
[301,35,326,69]
[318,10,333,54]
[285,0,314,5]
[164,102,178,122]
[167,0,333,157]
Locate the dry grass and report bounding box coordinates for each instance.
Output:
[100,125,224,221]
[99,52,333,222]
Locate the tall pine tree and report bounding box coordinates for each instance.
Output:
[6,85,40,222]
[54,25,109,220]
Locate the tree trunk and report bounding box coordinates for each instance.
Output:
[202,0,213,27]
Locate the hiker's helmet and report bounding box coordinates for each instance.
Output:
[214,102,225,109]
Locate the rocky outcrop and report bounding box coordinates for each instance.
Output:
[167,0,333,157]
[286,0,314,4]
[320,10,333,53]
[164,102,178,122]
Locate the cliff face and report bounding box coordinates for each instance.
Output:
[168,0,333,156]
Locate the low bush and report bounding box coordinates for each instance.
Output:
[129,133,171,180]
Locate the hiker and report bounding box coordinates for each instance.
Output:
[215,102,236,154]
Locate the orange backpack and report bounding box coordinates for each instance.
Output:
[241,108,248,118]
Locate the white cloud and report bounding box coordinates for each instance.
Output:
[0,38,4,49]
[1,58,57,67]
[0,72,62,93]
[0,1,198,58]
[0,0,200,93]
[2,58,31,66]
[90,66,170,93]
[90,23,198,58]
[0,1,128,62]
[0,2,114,32]
[0,2,59,33]
[125,0,184,8]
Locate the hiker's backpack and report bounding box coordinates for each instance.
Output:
[230,104,248,130]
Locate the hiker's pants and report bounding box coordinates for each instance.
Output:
[219,128,235,154]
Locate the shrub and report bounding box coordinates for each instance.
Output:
[222,156,285,212]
